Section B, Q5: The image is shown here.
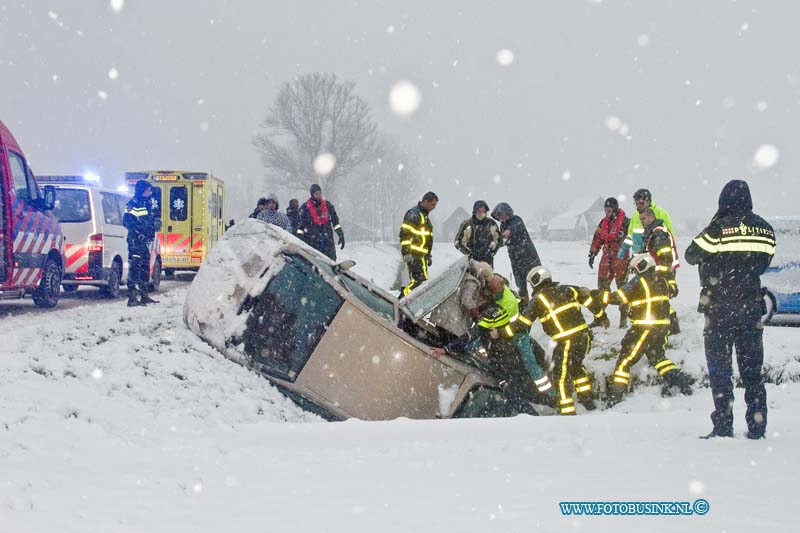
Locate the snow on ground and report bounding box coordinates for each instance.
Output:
[1,235,799,532]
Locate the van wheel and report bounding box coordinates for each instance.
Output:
[761,290,777,325]
[62,284,79,293]
[149,258,162,292]
[164,268,174,279]
[101,264,122,298]
[33,258,62,308]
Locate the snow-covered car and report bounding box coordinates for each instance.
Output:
[762,216,800,323]
[183,218,521,421]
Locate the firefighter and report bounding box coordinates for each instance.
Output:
[123,180,158,307]
[601,253,692,405]
[589,197,630,328]
[685,180,776,440]
[520,266,606,415]
[639,207,681,334]
[478,274,556,405]
[490,202,541,304]
[399,192,438,296]
[454,200,501,267]
[618,188,677,258]
[296,184,344,261]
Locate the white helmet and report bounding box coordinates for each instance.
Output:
[526,266,552,290]
[630,253,656,275]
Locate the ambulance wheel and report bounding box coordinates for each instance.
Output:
[33,258,62,308]
[164,268,175,279]
[101,264,122,298]
[62,284,79,293]
[149,259,162,292]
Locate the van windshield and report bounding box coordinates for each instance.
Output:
[52,188,91,223]
[242,254,343,382]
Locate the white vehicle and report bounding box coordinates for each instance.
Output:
[38,175,162,297]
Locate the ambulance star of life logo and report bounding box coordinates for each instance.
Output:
[173,198,185,211]
[739,222,748,235]
[151,198,159,210]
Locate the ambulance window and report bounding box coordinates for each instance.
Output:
[101,193,123,226]
[149,186,161,220]
[8,152,35,202]
[169,186,187,221]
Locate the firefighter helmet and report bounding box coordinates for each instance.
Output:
[630,253,656,274]
[526,266,551,290]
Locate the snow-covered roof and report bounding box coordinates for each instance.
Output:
[547,196,603,230]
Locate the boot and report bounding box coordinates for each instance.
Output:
[605,382,626,408]
[127,295,142,307]
[140,294,159,305]
[745,431,765,440]
[618,313,627,329]
[700,428,733,439]
[669,313,681,335]
[578,396,597,411]
[663,371,693,397]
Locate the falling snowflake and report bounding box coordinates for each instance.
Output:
[172,198,185,211]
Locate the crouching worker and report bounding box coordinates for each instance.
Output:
[600,253,692,406]
[478,275,556,407]
[520,267,605,415]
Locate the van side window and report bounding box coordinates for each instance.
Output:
[8,151,34,202]
[169,186,188,221]
[242,255,344,382]
[101,193,123,226]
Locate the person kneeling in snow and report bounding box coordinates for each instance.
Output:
[599,253,693,406]
[518,266,606,415]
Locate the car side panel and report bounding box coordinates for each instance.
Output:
[295,300,468,420]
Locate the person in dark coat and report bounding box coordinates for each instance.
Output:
[123,180,158,307]
[454,200,501,267]
[296,184,344,260]
[490,202,541,303]
[255,193,290,230]
[286,198,300,235]
[685,180,776,440]
[249,197,268,220]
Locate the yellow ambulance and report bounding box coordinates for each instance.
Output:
[125,170,224,276]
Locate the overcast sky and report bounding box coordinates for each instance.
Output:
[2,0,798,227]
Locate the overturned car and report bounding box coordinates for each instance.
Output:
[184,218,527,421]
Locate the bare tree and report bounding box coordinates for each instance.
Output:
[253,72,379,201]
[340,135,422,242]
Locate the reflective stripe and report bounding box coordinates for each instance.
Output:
[561,406,576,414]
[409,245,429,254]
[534,377,551,386]
[655,359,679,374]
[540,301,580,322]
[617,330,649,378]
[629,295,669,307]
[558,340,571,406]
[538,381,552,392]
[552,323,588,340]
[657,246,672,255]
[400,223,432,236]
[296,229,305,235]
[583,296,593,307]
[332,224,341,230]
[575,384,592,393]
[655,265,670,272]
[632,319,671,325]
[693,234,776,255]
[504,325,514,337]
[129,208,148,217]
[633,228,644,234]
[574,377,590,385]
[616,289,628,304]
[517,314,533,326]
[603,291,610,304]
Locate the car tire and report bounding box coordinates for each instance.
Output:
[164,268,175,279]
[761,290,777,325]
[149,258,162,292]
[33,257,62,308]
[101,264,122,298]
[62,284,79,293]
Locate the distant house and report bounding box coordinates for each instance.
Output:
[438,206,471,242]
[545,196,605,241]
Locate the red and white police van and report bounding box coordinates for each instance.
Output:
[0,120,65,307]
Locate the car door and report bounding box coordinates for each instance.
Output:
[0,156,7,283]
[100,192,126,272]
[164,182,191,264]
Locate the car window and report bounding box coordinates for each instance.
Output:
[339,272,395,321]
[8,151,34,202]
[169,186,187,221]
[100,193,123,225]
[149,186,162,220]
[400,258,468,319]
[52,188,91,223]
[242,254,344,382]
[453,387,514,418]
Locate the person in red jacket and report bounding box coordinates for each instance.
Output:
[588,198,630,328]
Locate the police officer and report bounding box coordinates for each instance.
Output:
[685,180,776,440]
[123,180,158,307]
[399,192,438,296]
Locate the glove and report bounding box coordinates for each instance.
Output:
[336,229,345,250]
[426,255,432,267]
[468,307,480,320]
[403,254,413,264]
[588,252,596,269]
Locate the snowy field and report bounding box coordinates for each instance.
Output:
[2,237,799,532]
